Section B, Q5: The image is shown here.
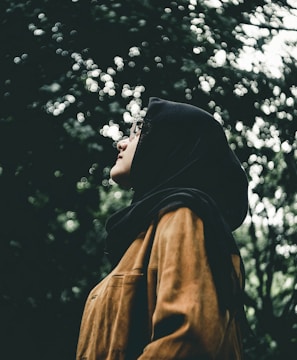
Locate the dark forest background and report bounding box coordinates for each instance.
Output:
[0,0,296,359]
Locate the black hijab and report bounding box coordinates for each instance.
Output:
[106,97,249,314]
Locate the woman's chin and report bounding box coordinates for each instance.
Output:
[110,170,131,189]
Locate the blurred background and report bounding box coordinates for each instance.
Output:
[0,0,296,359]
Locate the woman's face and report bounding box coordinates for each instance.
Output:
[110,134,140,189]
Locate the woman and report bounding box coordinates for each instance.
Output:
[76,97,249,360]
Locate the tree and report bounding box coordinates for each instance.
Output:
[0,0,296,359]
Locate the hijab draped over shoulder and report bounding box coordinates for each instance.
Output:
[106,97,249,314]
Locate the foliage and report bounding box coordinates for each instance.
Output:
[0,0,296,359]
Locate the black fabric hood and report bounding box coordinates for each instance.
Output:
[130,97,249,231]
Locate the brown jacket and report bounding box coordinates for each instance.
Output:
[76,207,243,360]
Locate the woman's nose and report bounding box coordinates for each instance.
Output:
[117,138,129,151]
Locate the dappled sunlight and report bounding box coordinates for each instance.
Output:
[276,243,297,259]
[57,211,80,233]
[100,122,122,141]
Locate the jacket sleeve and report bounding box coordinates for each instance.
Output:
[138,207,233,360]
